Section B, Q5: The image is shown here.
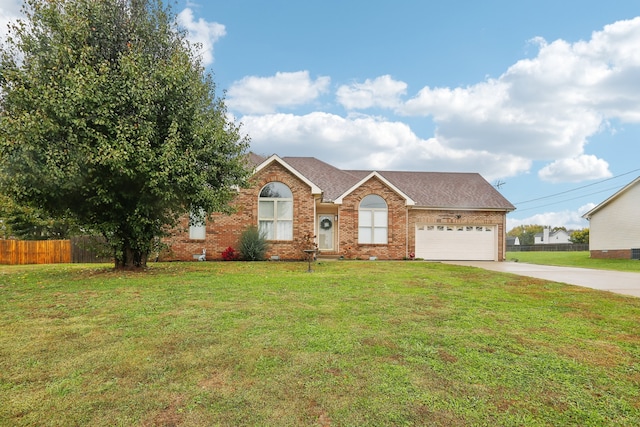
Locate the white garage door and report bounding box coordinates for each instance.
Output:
[415,224,497,261]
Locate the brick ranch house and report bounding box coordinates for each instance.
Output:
[164,154,515,261]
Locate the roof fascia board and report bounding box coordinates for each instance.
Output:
[582,176,640,219]
[334,171,416,206]
[410,206,514,212]
[254,154,322,194]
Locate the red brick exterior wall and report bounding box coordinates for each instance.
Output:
[589,249,632,259]
[163,162,315,261]
[337,176,408,260]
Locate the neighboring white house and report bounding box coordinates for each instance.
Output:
[534,227,572,244]
[506,236,520,246]
[582,176,640,259]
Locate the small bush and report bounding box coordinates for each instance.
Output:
[221,246,239,261]
[239,226,269,261]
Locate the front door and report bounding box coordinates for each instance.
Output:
[318,215,334,251]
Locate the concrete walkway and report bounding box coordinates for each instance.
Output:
[444,261,640,298]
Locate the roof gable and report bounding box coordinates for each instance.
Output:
[582,176,640,219]
[254,155,322,194]
[334,171,416,206]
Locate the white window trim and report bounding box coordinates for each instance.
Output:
[258,183,294,241]
[358,195,388,244]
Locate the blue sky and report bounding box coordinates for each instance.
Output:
[2,1,640,231]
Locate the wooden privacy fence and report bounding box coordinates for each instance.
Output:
[0,240,71,265]
[70,236,113,263]
[0,237,113,265]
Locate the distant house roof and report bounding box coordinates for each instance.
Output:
[582,176,640,219]
[249,154,515,211]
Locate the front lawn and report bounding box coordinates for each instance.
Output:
[507,251,640,272]
[1,261,639,426]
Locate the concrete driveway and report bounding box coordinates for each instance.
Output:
[445,261,640,298]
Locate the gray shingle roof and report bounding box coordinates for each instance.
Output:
[282,157,361,202]
[375,170,514,210]
[246,152,266,167]
[252,154,514,211]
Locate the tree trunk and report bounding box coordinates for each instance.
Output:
[115,241,148,269]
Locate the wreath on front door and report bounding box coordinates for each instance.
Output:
[320,218,332,230]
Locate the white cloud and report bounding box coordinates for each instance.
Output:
[538,155,612,183]
[336,19,638,180]
[0,0,23,44]
[227,71,330,114]
[578,202,597,216]
[392,18,640,181]
[176,8,226,67]
[336,75,407,110]
[221,15,640,185]
[399,51,606,162]
[507,203,595,231]
[240,112,530,179]
[402,79,510,121]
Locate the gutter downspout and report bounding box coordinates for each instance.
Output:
[313,196,318,247]
[406,206,409,259]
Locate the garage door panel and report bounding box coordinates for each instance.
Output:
[415,224,496,261]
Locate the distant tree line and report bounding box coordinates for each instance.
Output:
[0,194,79,240]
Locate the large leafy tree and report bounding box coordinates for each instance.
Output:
[570,228,589,244]
[0,0,250,268]
[0,194,77,239]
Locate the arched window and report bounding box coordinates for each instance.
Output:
[358,194,388,244]
[258,182,293,240]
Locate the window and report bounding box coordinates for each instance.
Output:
[189,209,206,240]
[358,194,388,244]
[258,182,293,240]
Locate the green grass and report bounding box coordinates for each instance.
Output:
[1,261,639,426]
[507,251,640,272]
